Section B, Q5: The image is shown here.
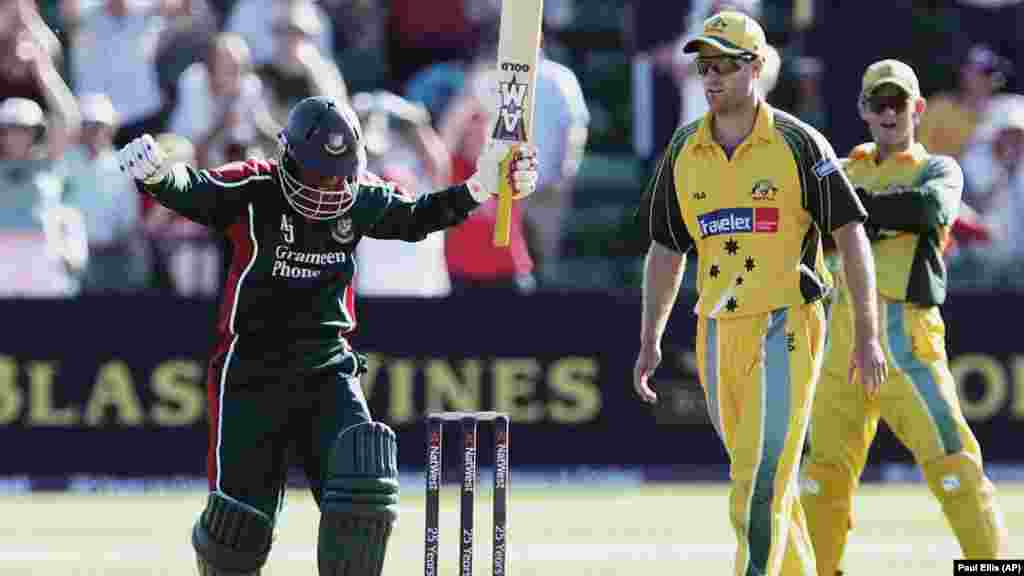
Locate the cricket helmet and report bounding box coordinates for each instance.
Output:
[277,96,365,220]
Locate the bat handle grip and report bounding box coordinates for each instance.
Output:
[492,146,515,247]
[493,190,513,247]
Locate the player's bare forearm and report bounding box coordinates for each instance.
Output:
[833,221,879,340]
[641,242,686,347]
[368,183,479,241]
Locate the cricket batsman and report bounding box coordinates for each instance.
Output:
[115,96,538,576]
[801,60,1008,576]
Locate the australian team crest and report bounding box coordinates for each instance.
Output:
[707,15,729,32]
[331,217,355,244]
[751,179,778,201]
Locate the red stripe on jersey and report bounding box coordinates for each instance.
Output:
[207,159,275,183]
[204,336,234,490]
[215,215,255,336]
[344,284,357,333]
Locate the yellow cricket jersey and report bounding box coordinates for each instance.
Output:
[639,103,867,318]
[842,142,962,306]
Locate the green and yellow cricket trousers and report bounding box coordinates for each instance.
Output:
[697,301,826,576]
[802,295,1007,575]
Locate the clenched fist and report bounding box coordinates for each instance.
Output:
[117,134,169,184]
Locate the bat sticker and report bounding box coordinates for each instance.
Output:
[493,65,531,142]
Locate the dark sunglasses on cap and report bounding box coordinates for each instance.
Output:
[865,92,910,115]
[695,53,758,77]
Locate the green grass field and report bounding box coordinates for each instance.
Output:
[3,483,1022,575]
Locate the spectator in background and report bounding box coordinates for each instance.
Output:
[0,97,87,297]
[352,90,454,297]
[0,13,79,161]
[917,43,1012,159]
[627,0,689,166]
[440,72,535,294]
[386,0,497,91]
[65,0,168,147]
[522,44,590,287]
[792,56,827,131]
[225,0,333,66]
[355,91,449,188]
[168,32,278,168]
[403,30,500,132]
[952,0,1024,93]
[254,0,349,130]
[321,0,388,94]
[142,133,223,297]
[404,47,479,131]
[153,0,219,112]
[0,0,63,106]
[62,93,149,293]
[959,100,1024,277]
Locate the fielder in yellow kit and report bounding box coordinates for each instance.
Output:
[632,11,887,576]
[801,60,1008,576]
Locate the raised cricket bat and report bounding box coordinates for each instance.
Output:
[492,0,544,247]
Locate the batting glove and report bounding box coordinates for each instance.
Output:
[117,134,170,184]
[467,141,539,202]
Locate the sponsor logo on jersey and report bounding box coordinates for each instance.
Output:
[280,214,295,244]
[272,245,347,279]
[331,217,354,244]
[492,63,530,142]
[696,207,778,237]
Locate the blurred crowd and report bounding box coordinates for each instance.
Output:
[1,0,1023,299]
[937,47,1024,290]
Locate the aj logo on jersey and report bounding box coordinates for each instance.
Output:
[280,214,295,244]
[331,217,354,244]
[492,63,530,141]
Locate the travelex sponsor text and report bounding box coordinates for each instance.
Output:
[696,207,779,237]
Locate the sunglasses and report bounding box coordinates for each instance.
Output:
[695,53,757,77]
[865,93,909,115]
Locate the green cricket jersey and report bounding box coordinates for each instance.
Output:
[141,158,480,371]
